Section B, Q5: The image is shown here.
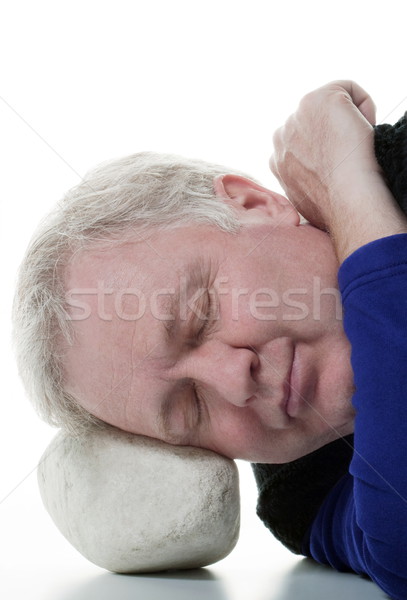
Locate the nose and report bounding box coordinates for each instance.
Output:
[182,340,259,407]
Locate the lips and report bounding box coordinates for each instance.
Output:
[286,345,302,418]
[280,344,295,417]
[253,338,300,422]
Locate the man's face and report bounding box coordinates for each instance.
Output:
[64,176,355,463]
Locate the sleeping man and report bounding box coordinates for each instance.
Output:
[13,81,407,599]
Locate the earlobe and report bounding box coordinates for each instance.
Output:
[213,174,300,226]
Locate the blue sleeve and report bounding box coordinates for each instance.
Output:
[303,233,407,600]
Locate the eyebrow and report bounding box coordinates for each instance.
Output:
[162,291,180,343]
[161,259,206,343]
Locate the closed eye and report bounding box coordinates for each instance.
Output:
[192,381,204,423]
[191,289,219,421]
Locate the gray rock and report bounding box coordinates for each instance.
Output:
[37,427,240,573]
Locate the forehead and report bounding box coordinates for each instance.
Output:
[65,225,232,287]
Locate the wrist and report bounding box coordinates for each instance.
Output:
[327,178,407,263]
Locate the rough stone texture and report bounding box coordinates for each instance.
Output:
[37,427,240,573]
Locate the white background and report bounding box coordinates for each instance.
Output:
[1,1,404,598]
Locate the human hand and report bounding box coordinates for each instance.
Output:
[270,80,380,230]
[270,80,407,260]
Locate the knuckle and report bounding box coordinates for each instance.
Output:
[299,89,323,112]
[299,90,314,107]
[269,154,278,175]
[272,126,282,145]
[329,79,353,88]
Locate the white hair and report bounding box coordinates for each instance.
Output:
[13,152,252,433]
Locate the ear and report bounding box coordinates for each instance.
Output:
[213,174,300,226]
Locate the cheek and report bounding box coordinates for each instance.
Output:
[317,351,355,416]
[206,406,269,459]
[219,273,341,339]
[209,414,305,463]
[318,329,353,383]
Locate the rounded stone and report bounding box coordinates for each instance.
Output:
[37,427,240,573]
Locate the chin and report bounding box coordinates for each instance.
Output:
[255,426,354,465]
[299,425,354,460]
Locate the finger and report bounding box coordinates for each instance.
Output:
[328,80,377,125]
[357,95,376,126]
[272,125,283,151]
[270,127,283,178]
[269,153,279,179]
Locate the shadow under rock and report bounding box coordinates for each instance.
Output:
[57,568,229,600]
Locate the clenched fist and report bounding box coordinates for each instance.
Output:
[270,81,407,261]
